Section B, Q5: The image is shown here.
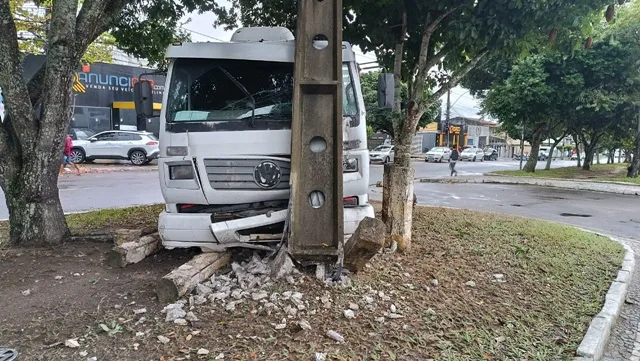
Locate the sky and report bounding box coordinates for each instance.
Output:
[179,8,485,121]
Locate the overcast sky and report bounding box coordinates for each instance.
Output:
[179,8,484,120]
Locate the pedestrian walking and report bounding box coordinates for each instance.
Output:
[449,145,459,177]
[60,134,81,176]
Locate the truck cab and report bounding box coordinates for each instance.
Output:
[149,27,374,252]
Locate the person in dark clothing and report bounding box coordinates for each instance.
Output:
[449,145,459,177]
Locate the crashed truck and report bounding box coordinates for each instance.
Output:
[135,27,374,252]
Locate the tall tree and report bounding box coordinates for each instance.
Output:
[0,0,222,246]
[214,0,619,252]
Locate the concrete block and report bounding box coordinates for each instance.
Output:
[344,217,385,273]
[622,259,635,273]
[616,270,631,284]
[576,315,612,359]
[600,298,621,322]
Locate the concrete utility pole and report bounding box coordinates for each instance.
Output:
[288,0,344,263]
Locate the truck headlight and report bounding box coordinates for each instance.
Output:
[343,158,359,173]
[169,164,195,180]
[167,146,188,156]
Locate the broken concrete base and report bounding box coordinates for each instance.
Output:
[156,252,231,303]
[107,233,162,268]
[344,217,385,273]
[269,246,295,280]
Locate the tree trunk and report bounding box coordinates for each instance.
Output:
[2,156,69,245]
[523,126,543,173]
[583,147,595,171]
[545,141,560,170]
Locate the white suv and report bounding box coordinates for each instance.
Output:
[70,130,160,166]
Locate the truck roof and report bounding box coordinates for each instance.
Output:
[166,36,357,63]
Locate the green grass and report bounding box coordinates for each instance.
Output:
[0,204,164,245]
[494,163,640,185]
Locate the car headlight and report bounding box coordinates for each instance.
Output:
[343,158,359,173]
[169,164,195,180]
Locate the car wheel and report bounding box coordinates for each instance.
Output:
[129,150,147,166]
[385,156,390,164]
[70,148,85,163]
[473,157,476,162]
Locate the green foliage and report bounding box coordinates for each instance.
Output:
[360,70,440,137]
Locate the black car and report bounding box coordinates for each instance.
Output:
[483,148,499,161]
[67,128,95,141]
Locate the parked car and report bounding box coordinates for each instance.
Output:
[369,145,395,164]
[513,153,528,161]
[425,147,451,163]
[70,130,160,165]
[483,147,498,161]
[460,147,485,162]
[67,127,95,141]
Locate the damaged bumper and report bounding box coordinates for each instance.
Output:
[158,204,375,252]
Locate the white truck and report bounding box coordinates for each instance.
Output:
[135,27,374,252]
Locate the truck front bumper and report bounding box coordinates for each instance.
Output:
[159,204,376,252]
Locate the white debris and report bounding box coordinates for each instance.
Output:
[54,275,63,280]
[64,339,80,348]
[390,304,397,313]
[326,330,344,343]
[193,295,208,305]
[133,308,147,315]
[196,284,213,297]
[174,318,188,326]
[343,309,356,319]
[21,289,31,296]
[493,274,506,283]
[87,357,97,361]
[79,351,88,357]
[133,343,140,350]
[135,317,147,325]
[364,296,374,304]
[465,281,476,287]
[185,312,199,322]
[387,313,404,319]
[284,305,298,317]
[251,291,269,301]
[375,316,385,323]
[157,335,170,344]
[161,303,183,313]
[135,331,145,337]
[197,348,210,355]
[349,303,360,311]
[215,353,225,360]
[274,318,287,330]
[315,352,327,361]
[165,308,186,322]
[431,279,439,287]
[298,319,312,331]
[226,301,240,312]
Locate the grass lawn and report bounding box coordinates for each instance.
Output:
[0,204,624,361]
[493,163,640,185]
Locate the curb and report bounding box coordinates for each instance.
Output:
[574,240,635,361]
[418,177,640,196]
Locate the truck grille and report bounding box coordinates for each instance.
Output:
[203,158,291,190]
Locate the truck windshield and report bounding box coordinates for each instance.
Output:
[165,58,358,132]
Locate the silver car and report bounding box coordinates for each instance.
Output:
[460,147,485,162]
[425,147,451,163]
[369,145,395,164]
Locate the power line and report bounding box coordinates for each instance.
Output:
[180,27,226,42]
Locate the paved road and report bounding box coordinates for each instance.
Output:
[368,159,576,184]
[369,182,640,240]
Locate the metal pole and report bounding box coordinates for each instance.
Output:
[446,89,451,147]
[519,122,525,170]
[289,0,344,263]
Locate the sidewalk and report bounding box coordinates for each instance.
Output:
[418,175,640,196]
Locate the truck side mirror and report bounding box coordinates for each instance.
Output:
[377,73,394,110]
[134,81,153,118]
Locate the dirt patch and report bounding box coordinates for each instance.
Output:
[0,206,624,360]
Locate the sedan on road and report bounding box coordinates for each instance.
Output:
[425,147,451,163]
[369,145,395,164]
[460,147,485,162]
[70,130,160,166]
[483,147,498,161]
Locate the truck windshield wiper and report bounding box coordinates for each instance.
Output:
[216,66,256,127]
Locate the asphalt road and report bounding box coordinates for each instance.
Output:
[369,182,640,240]
[368,159,577,184]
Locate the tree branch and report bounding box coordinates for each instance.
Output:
[0,0,38,155]
[75,0,128,58]
[411,4,465,100]
[430,49,489,105]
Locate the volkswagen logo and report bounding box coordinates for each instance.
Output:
[253,161,282,189]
